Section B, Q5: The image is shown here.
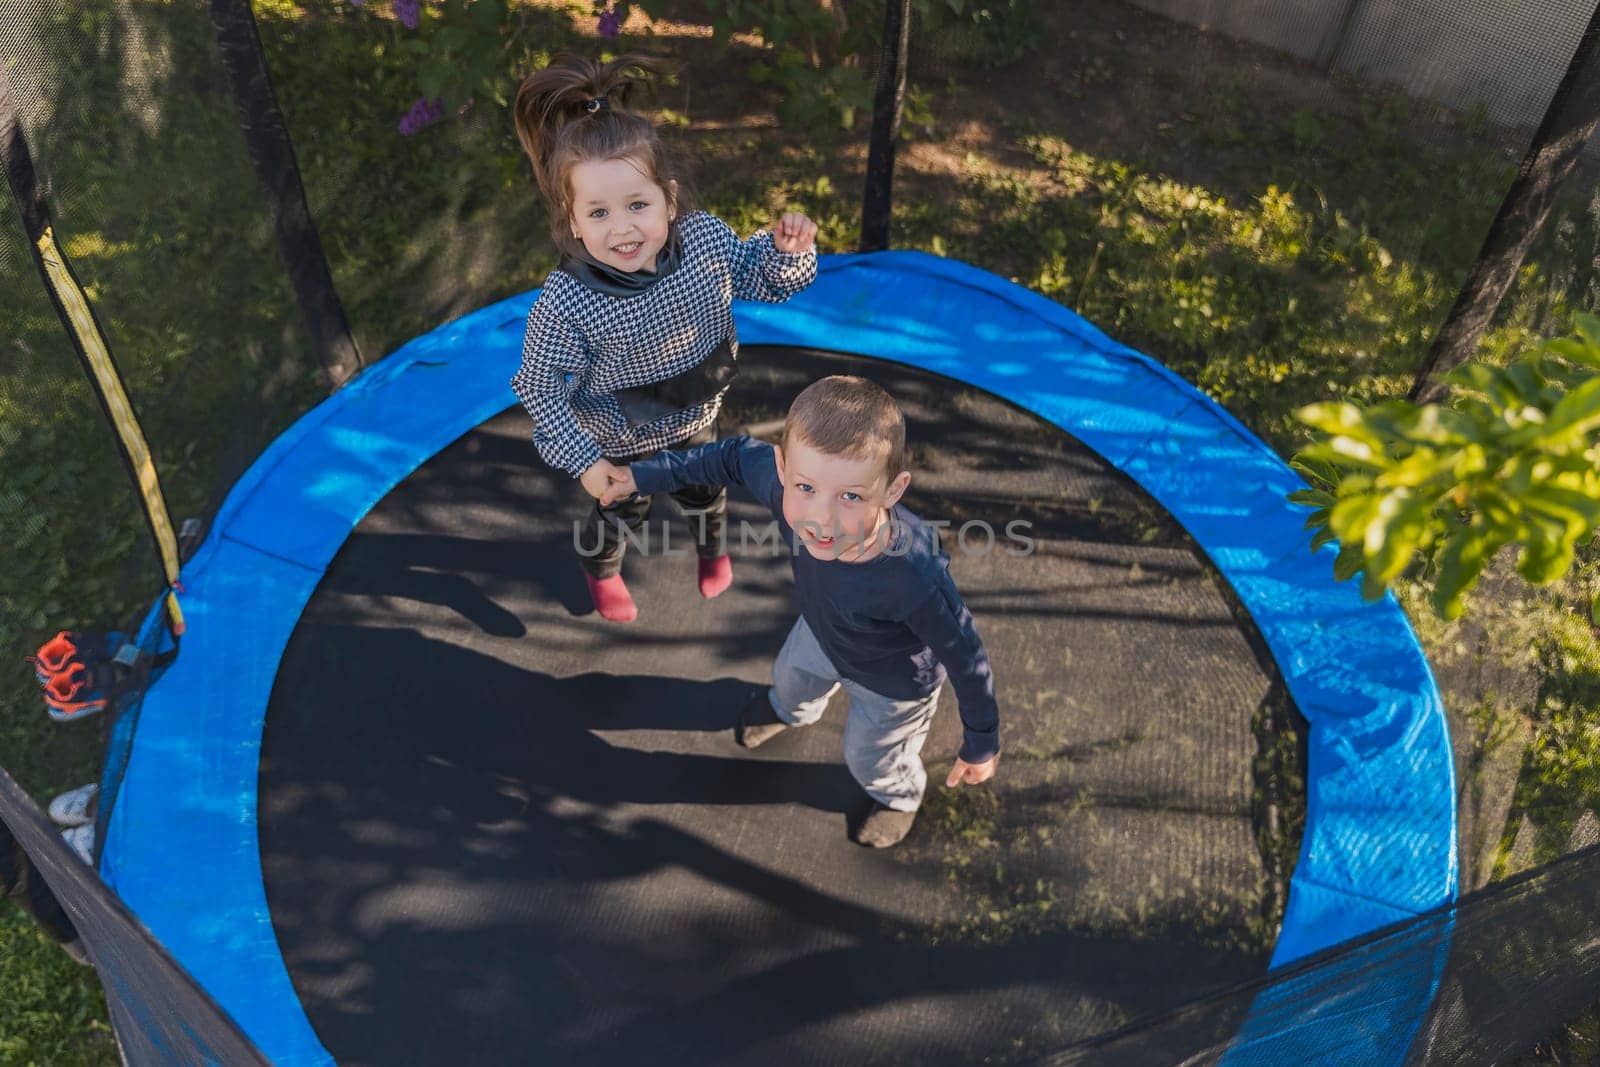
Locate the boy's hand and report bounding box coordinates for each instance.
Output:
[580,459,632,503]
[773,211,818,254]
[599,465,638,506]
[946,754,999,788]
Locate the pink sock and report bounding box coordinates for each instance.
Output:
[584,573,637,622]
[698,555,733,599]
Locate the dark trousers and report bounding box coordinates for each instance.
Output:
[578,422,727,579]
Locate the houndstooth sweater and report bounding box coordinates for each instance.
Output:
[510,210,818,478]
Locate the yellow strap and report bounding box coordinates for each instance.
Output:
[35,225,182,593]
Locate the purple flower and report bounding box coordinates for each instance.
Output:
[395,0,420,29]
[398,96,443,136]
[597,3,622,38]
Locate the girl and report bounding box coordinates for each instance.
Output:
[510,53,818,623]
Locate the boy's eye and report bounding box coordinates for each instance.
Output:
[841,492,862,503]
[796,482,814,494]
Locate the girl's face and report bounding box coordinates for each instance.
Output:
[568,156,675,273]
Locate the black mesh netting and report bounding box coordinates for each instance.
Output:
[0,0,325,556]
[0,767,268,1064]
[1045,843,1600,1065]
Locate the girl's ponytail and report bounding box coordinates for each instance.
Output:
[513,53,666,209]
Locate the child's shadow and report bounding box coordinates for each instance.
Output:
[268,623,860,825]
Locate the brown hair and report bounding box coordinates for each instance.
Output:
[783,376,907,486]
[512,53,695,257]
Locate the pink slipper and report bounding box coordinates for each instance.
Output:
[584,573,637,622]
[698,555,733,599]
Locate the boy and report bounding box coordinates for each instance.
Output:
[603,376,999,847]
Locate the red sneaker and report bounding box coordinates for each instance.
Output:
[697,555,733,599]
[42,663,108,722]
[584,573,637,622]
[29,631,79,685]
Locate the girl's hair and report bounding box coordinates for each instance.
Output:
[512,53,695,256]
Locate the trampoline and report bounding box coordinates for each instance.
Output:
[96,253,1456,1065]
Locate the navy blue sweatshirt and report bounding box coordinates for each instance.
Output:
[631,436,1000,764]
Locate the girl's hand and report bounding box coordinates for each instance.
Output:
[581,458,630,502]
[600,466,638,507]
[774,212,818,254]
[946,753,999,788]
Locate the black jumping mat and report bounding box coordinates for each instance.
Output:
[260,346,1293,1066]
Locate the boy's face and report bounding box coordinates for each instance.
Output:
[568,156,675,273]
[775,435,911,562]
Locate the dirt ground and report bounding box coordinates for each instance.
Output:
[610,0,1525,278]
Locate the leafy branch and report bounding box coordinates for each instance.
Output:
[1291,313,1600,620]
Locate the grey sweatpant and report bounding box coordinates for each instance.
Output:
[769,616,943,812]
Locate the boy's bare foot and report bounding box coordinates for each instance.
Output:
[583,572,637,622]
[850,801,917,848]
[735,688,789,749]
[698,555,733,598]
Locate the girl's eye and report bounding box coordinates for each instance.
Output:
[588,208,607,219]
[629,200,649,211]
[841,492,862,503]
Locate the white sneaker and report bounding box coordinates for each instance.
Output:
[47,783,98,828]
[61,824,95,865]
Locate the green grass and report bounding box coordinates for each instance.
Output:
[0,908,116,1065]
[3,0,1600,1056]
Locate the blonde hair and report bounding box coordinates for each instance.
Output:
[512,53,695,257]
[783,376,907,485]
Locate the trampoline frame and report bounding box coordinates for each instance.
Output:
[99,252,1456,1065]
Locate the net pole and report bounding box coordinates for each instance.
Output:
[209,0,363,391]
[859,0,911,252]
[1410,1,1600,403]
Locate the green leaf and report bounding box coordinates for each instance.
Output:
[1365,490,1433,584]
[1432,520,1513,620]
[1333,541,1364,582]
[1287,487,1332,508]
[1329,491,1382,545]
[1301,506,1331,532]
[1289,453,1340,487]
[470,0,504,30]
[1446,362,1500,395]
[1533,376,1600,444]
[417,64,450,99]
[1503,359,1548,404]
[1521,484,1600,538]
[1377,448,1447,489]
[1516,515,1575,585]
[1575,312,1600,352]
[1295,402,1383,449]
[437,25,467,53]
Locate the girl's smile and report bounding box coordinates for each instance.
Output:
[569,156,676,274]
